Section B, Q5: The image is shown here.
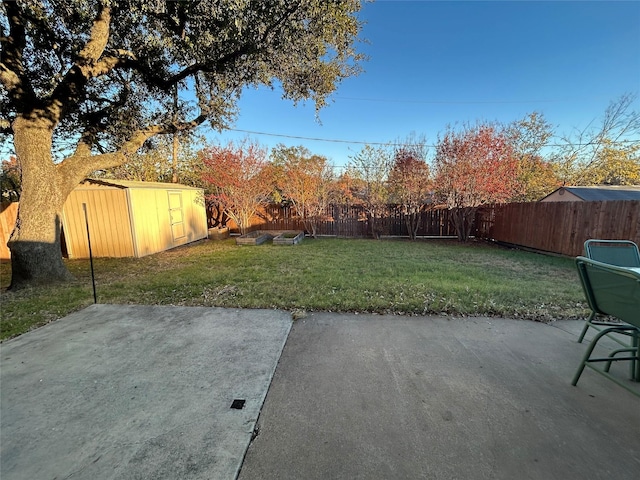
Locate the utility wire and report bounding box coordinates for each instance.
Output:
[228,128,640,149]
[230,128,400,146]
[334,96,583,105]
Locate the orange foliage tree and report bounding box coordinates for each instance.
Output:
[434,124,521,241]
[507,112,560,201]
[200,141,272,235]
[270,145,334,238]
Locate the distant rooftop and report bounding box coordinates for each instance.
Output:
[540,186,640,202]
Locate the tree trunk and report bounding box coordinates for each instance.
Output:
[172,133,179,183]
[404,209,421,241]
[302,211,317,239]
[451,207,477,242]
[8,116,77,289]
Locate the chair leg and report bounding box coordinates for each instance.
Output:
[633,333,640,382]
[610,330,640,381]
[573,326,640,388]
[577,312,596,344]
[603,347,638,373]
[572,327,606,386]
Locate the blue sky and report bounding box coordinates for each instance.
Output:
[204,0,640,170]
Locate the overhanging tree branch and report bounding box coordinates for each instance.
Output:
[62,109,209,178]
[0,0,36,108]
[46,5,113,121]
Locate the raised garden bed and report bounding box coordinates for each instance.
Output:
[235,231,273,246]
[273,231,305,246]
[208,226,230,240]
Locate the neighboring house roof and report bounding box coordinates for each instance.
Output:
[79,178,202,191]
[540,186,640,202]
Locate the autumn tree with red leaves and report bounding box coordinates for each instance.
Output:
[200,141,272,235]
[1,156,21,202]
[434,124,521,241]
[388,142,431,240]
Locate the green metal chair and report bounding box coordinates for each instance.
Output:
[584,239,640,267]
[572,257,640,396]
[578,239,640,344]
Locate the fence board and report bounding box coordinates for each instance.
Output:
[242,204,456,238]
[476,200,640,256]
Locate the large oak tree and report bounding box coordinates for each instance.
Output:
[0,0,363,288]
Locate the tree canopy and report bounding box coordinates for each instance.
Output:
[1,0,364,152]
[0,0,365,288]
[200,139,271,235]
[434,123,521,241]
[346,144,392,239]
[388,138,431,240]
[552,94,640,186]
[270,144,334,237]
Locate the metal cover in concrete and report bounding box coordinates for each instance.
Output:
[0,304,292,480]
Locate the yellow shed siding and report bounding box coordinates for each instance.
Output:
[0,202,19,260]
[184,190,208,242]
[62,188,135,258]
[128,188,163,257]
[126,187,208,257]
[2,181,207,260]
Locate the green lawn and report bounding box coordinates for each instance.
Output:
[0,237,588,340]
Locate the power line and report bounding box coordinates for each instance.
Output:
[229,128,408,146]
[228,128,640,149]
[334,96,582,105]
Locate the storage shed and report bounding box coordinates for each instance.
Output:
[540,185,640,202]
[0,202,18,260]
[62,178,207,258]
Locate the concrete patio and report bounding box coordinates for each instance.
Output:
[0,305,292,480]
[1,306,638,479]
[239,313,640,480]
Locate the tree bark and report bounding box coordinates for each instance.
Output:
[8,116,77,289]
[172,133,179,183]
[451,207,477,242]
[404,209,421,241]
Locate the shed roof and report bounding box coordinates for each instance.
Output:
[540,186,640,202]
[77,178,203,191]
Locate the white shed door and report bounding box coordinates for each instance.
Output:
[168,191,186,241]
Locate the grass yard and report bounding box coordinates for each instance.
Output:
[0,237,588,340]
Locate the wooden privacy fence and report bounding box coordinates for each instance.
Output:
[475,200,640,257]
[3,200,637,260]
[246,204,457,238]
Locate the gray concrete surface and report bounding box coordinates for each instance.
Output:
[238,313,640,480]
[0,304,292,480]
[2,307,640,480]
